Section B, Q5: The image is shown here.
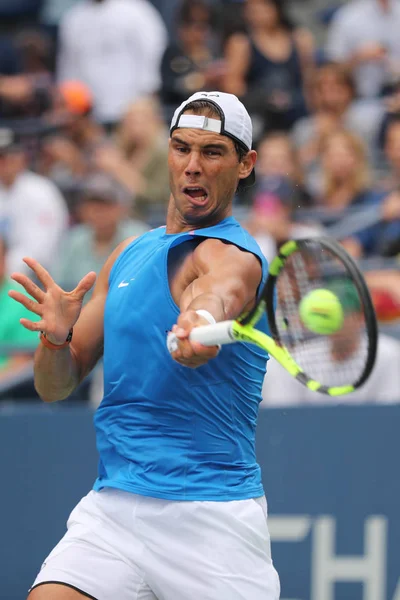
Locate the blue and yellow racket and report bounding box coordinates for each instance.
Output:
[167,237,377,396]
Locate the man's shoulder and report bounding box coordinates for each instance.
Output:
[197,217,267,263]
[192,236,263,274]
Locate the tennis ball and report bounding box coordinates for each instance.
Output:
[299,289,344,335]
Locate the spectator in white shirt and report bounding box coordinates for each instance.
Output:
[326,0,400,100]
[57,0,168,125]
[262,333,400,406]
[262,279,400,407]
[0,128,68,276]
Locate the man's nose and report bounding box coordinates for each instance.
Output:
[185,152,202,176]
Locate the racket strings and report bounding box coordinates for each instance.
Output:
[275,243,369,388]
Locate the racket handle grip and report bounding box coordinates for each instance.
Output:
[167,321,235,354]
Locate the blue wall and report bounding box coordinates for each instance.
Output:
[1,405,399,600]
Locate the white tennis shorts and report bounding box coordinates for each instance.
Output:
[30,488,280,600]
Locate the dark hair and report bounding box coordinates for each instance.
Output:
[265,0,294,31]
[182,99,249,162]
[177,0,213,27]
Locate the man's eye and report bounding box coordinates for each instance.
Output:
[176,147,188,153]
[205,150,221,156]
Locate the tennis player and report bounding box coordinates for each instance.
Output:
[11,91,280,600]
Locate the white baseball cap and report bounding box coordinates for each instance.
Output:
[170,91,255,188]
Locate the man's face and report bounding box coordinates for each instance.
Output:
[168,121,254,225]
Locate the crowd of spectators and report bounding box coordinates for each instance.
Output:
[0,0,399,405]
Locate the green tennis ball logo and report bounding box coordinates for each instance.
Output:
[299,289,344,335]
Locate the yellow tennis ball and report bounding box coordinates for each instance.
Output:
[299,289,344,335]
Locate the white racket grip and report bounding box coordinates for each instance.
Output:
[167,321,235,354]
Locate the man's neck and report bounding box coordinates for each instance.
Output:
[165,197,232,234]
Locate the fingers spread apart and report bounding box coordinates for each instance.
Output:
[10,272,45,303]
[8,289,43,316]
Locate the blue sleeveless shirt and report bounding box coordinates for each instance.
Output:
[93,217,269,501]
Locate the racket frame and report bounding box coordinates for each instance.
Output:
[262,237,378,393]
[168,237,378,396]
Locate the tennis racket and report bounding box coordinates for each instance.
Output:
[167,237,378,396]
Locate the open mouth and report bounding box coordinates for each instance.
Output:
[183,186,209,205]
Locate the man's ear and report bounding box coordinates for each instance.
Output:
[238,149,257,182]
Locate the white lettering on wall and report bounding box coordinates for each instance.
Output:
[311,516,387,600]
[392,577,400,600]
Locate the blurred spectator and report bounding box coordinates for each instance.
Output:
[0,128,68,275]
[40,0,82,33]
[0,29,55,120]
[326,0,400,100]
[14,30,54,116]
[39,81,106,211]
[151,0,185,36]
[57,0,168,126]
[293,63,384,174]
[0,36,21,76]
[262,333,400,405]
[0,36,24,119]
[0,0,41,22]
[367,270,400,321]
[55,172,148,297]
[255,132,313,207]
[315,130,384,211]
[93,97,170,220]
[224,0,314,133]
[353,118,400,256]
[377,82,400,153]
[245,133,322,261]
[263,274,400,405]
[160,0,225,119]
[0,236,38,384]
[380,115,400,189]
[333,123,400,257]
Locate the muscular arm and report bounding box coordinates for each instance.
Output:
[33,237,135,402]
[171,239,262,368]
[179,239,262,318]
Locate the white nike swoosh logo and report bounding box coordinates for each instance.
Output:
[118,282,129,288]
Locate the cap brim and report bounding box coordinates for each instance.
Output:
[238,168,255,190]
